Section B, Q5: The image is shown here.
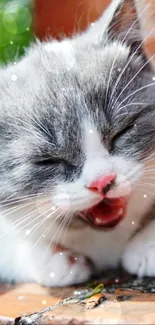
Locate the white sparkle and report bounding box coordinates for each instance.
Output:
[91,22,95,27]
[25,229,31,236]
[11,74,18,81]
[74,257,77,261]
[115,278,119,283]
[42,300,47,305]
[50,272,55,278]
[13,62,17,65]
[59,252,63,256]
[118,68,121,72]
[52,206,56,211]
[144,194,147,198]
[17,296,25,300]
[70,271,73,274]
[42,234,46,238]
[132,221,135,225]
[89,129,94,134]
[152,76,155,81]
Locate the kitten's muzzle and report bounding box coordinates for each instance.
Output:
[87,174,116,196]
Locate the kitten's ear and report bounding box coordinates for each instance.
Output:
[105,0,153,54]
[83,0,154,62]
[106,0,141,45]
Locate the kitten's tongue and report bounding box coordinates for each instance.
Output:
[81,198,126,228]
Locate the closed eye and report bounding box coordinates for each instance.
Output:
[110,124,134,152]
[113,124,134,140]
[35,157,63,166]
[35,156,78,169]
[111,106,149,148]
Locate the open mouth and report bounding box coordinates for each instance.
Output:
[80,198,127,230]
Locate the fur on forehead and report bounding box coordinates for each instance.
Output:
[44,40,76,70]
[43,39,130,74]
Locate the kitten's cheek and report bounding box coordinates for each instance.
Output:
[52,189,72,212]
[35,196,58,217]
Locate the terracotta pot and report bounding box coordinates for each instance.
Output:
[35,0,111,40]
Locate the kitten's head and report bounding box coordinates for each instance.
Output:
[1,0,155,229]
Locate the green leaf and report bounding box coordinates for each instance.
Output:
[86,284,104,299]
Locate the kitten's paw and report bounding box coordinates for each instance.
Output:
[38,250,92,287]
[122,235,155,277]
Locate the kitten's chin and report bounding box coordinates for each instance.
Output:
[79,198,128,231]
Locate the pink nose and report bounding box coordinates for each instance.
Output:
[88,174,116,196]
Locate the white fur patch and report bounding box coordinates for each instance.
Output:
[83,121,108,158]
[44,40,76,70]
[82,121,111,186]
[122,220,155,277]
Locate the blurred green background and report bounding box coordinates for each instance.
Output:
[0,0,33,65]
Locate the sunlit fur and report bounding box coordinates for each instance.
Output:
[0,0,155,286]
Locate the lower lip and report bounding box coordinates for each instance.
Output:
[87,214,124,230]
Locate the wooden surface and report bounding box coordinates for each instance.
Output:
[1,275,155,324]
[0,284,59,318]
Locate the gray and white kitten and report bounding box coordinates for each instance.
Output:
[0,0,155,286]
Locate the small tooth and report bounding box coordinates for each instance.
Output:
[119,208,123,216]
[95,218,102,224]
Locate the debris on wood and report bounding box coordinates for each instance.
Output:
[14,286,106,325]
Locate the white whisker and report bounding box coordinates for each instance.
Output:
[109,23,155,109]
[54,210,71,249]
[103,5,147,114]
[32,217,57,249]
[114,102,146,119]
[0,203,54,240]
[117,82,155,109]
[21,206,60,237]
[44,211,66,254]
[142,152,155,162]
[0,200,38,221]
[113,54,155,111]
[0,192,46,207]
[61,212,73,247]
[29,211,57,245]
